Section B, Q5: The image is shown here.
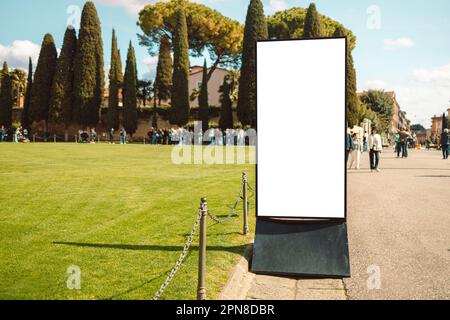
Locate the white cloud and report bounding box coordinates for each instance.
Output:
[94,0,162,16]
[0,40,41,70]
[383,38,415,50]
[142,56,159,80]
[411,63,450,83]
[394,63,450,127]
[264,0,288,14]
[94,0,229,16]
[363,79,389,90]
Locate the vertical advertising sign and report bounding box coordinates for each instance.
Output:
[257,38,347,220]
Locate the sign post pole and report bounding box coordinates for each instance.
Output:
[243,172,249,235]
[197,197,207,300]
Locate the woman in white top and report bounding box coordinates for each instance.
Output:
[349,133,362,169]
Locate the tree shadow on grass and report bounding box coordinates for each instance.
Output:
[101,272,166,300]
[53,241,249,255]
[54,241,252,300]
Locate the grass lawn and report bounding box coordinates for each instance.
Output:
[0,143,255,300]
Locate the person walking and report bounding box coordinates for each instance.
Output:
[346,130,354,165]
[441,128,449,159]
[349,133,362,170]
[91,128,97,144]
[363,131,368,152]
[109,128,115,144]
[394,132,401,158]
[119,127,127,144]
[369,128,383,172]
[400,132,409,158]
[0,125,5,142]
[13,127,20,143]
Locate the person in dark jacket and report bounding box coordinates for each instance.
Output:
[109,128,115,144]
[346,130,354,164]
[0,125,5,142]
[441,128,449,159]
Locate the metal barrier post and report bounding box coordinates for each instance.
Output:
[197,197,207,300]
[54,134,56,143]
[243,172,249,235]
[33,134,36,143]
[75,135,77,144]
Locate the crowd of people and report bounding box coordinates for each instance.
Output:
[393,131,414,158]
[78,128,98,144]
[145,127,248,146]
[0,125,30,143]
[346,128,388,172]
[346,126,450,171]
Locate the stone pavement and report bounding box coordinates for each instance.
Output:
[220,149,450,300]
[344,149,450,299]
[219,245,347,300]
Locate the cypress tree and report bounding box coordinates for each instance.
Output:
[170,6,190,127]
[333,25,359,126]
[122,41,138,135]
[22,57,33,130]
[219,76,233,131]
[198,59,209,132]
[49,27,77,128]
[237,0,268,127]
[117,49,124,84]
[155,35,173,105]
[303,3,323,38]
[107,29,120,130]
[0,62,13,129]
[73,1,104,126]
[29,33,58,127]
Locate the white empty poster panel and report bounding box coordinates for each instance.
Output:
[257,38,346,219]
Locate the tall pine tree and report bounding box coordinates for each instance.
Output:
[49,27,77,131]
[237,0,268,127]
[198,59,209,132]
[333,25,359,126]
[21,58,33,130]
[73,1,104,126]
[155,35,173,106]
[170,6,190,127]
[219,76,233,131]
[122,41,138,135]
[303,3,323,38]
[29,33,58,128]
[107,29,120,130]
[0,62,13,129]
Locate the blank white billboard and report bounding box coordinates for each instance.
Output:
[257,38,346,219]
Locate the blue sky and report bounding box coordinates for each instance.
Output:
[1,0,449,127]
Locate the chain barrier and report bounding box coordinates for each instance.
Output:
[206,185,242,224]
[153,208,202,300]
[152,176,254,300]
[246,182,255,210]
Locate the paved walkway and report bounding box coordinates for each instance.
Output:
[345,149,450,299]
[220,149,449,300]
[220,246,347,300]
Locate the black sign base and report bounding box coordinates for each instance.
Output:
[251,219,350,277]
